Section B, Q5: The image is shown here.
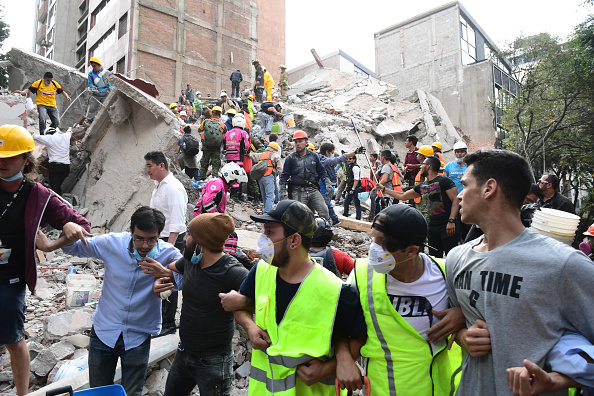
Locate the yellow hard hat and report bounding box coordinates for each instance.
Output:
[268,142,279,151]
[170,103,177,109]
[307,143,315,150]
[431,142,443,150]
[0,125,37,158]
[226,109,237,115]
[89,57,102,67]
[248,94,254,100]
[212,106,222,113]
[416,145,434,157]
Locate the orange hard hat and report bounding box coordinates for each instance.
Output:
[292,130,308,140]
[584,224,594,237]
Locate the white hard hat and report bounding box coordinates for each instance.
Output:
[453,141,468,151]
[219,162,248,184]
[220,90,228,97]
[179,110,187,116]
[232,114,246,128]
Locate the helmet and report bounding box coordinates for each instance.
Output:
[584,224,594,237]
[453,141,468,151]
[0,125,37,158]
[170,103,177,109]
[248,94,254,100]
[268,142,279,151]
[219,162,248,184]
[252,59,260,65]
[179,110,187,116]
[212,106,222,113]
[307,143,315,150]
[311,218,333,248]
[416,145,434,157]
[232,114,246,128]
[196,91,201,96]
[280,64,287,69]
[89,57,102,66]
[431,142,443,150]
[220,90,228,97]
[292,130,308,140]
[226,109,237,115]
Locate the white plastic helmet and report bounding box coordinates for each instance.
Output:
[453,141,468,151]
[219,162,248,184]
[232,114,246,128]
[220,90,228,97]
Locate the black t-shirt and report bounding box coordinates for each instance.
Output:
[175,254,248,355]
[413,176,456,226]
[261,102,275,115]
[240,262,366,339]
[0,180,33,283]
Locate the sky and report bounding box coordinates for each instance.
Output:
[1,0,591,72]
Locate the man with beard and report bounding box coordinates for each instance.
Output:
[219,200,365,395]
[153,213,248,396]
[380,155,459,258]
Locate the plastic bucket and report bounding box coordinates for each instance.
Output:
[531,224,575,245]
[66,274,97,308]
[270,123,281,133]
[283,114,295,128]
[75,384,126,395]
[532,207,579,234]
[53,355,89,383]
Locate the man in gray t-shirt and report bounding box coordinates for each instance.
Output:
[445,149,594,396]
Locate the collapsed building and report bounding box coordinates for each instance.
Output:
[0,48,465,395]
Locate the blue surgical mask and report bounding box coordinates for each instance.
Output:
[190,248,203,265]
[133,245,158,261]
[0,171,23,182]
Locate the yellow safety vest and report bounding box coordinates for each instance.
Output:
[249,260,345,396]
[355,257,463,396]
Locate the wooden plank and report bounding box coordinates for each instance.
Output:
[335,215,373,234]
[311,49,325,68]
[36,249,46,262]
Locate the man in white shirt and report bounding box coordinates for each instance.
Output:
[32,127,72,195]
[144,151,188,336]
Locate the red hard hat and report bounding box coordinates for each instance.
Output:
[293,130,308,140]
[584,224,594,237]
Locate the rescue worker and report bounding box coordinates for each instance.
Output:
[336,204,464,395]
[15,72,71,135]
[279,130,329,219]
[246,94,255,119]
[223,114,250,201]
[263,67,275,101]
[432,142,446,171]
[220,91,237,114]
[198,106,226,179]
[258,101,283,135]
[252,60,265,102]
[85,57,113,127]
[343,156,362,220]
[309,217,354,277]
[224,109,236,132]
[248,142,283,213]
[376,149,403,207]
[193,162,248,216]
[279,64,289,100]
[245,133,265,202]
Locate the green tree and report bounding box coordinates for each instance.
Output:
[0,5,10,88]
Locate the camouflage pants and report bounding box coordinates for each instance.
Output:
[247,173,260,199]
[200,147,221,179]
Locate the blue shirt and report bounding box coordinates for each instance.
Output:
[443,161,467,193]
[62,232,183,350]
[547,331,594,388]
[87,67,113,96]
[319,153,347,183]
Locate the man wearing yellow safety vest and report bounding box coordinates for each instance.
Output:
[379,154,460,258]
[336,204,464,395]
[219,200,365,395]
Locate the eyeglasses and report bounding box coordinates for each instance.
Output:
[538,180,550,185]
[132,236,159,246]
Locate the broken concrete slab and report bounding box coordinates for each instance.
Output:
[31,349,59,377]
[43,310,93,341]
[143,368,168,396]
[235,361,251,378]
[48,341,75,361]
[62,334,90,349]
[0,95,27,127]
[236,230,260,252]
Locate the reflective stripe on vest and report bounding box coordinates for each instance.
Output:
[355,257,462,396]
[259,150,274,177]
[387,163,403,193]
[249,260,344,396]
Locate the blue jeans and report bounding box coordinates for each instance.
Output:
[0,283,26,344]
[343,187,362,220]
[323,191,339,223]
[164,344,233,396]
[274,175,279,204]
[37,105,60,135]
[88,329,151,396]
[231,81,240,98]
[258,111,274,133]
[259,174,276,213]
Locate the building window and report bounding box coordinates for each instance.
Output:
[90,0,111,29]
[116,57,126,74]
[118,13,127,39]
[89,25,116,61]
[460,15,476,65]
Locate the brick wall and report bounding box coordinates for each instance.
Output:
[137,6,176,52]
[137,50,176,98]
[253,0,285,83]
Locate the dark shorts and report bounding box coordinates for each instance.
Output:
[0,283,26,344]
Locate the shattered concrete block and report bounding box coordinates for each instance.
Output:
[62,334,90,348]
[235,361,251,378]
[31,349,58,377]
[68,257,89,265]
[43,310,93,341]
[107,94,132,125]
[143,368,168,396]
[48,341,75,361]
[0,368,13,382]
[27,341,45,361]
[47,360,66,384]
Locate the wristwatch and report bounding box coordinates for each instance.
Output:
[448,218,455,223]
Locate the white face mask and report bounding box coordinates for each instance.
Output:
[368,242,397,274]
[456,157,465,164]
[257,234,276,264]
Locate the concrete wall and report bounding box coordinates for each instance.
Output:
[288,52,341,85]
[0,96,28,128]
[52,0,80,67]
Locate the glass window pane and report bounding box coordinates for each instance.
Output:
[468,26,475,47]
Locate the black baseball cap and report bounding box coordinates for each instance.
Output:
[251,200,318,239]
[372,204,428,246]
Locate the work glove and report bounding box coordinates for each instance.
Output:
[355,146,366,155]
[348,190,354,195]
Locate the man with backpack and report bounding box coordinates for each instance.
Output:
[223,114,250,201]
[177,125,200,181]
[198,106,226,180]
[377,149,403,206]
[248,142,283,213]
[15,72,71,135]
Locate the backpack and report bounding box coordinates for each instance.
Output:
[182,134,200,156]
[250,151,273,180]
[360,177,375,192]
[203,118,224,149]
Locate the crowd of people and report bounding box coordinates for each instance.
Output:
[3,56,593,396]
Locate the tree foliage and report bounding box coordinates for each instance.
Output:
[0,5,10,88]
[499,18,594,228]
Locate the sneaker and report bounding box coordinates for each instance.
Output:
[331,218,341,226]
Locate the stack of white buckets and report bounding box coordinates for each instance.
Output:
[531,208,580,245]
